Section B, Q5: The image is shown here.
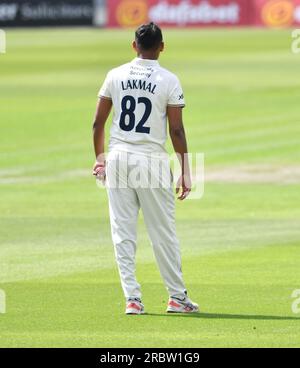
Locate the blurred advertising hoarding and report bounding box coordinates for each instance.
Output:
[107,0,253,28]
[1,0,299,28]
[254,0,300,27]
[107,0,300,28]
[0,0,100,27]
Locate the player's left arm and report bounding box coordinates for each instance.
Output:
[93,97,112,176]
[168,106,192,201]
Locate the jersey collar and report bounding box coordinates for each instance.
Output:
[132,57,159,66]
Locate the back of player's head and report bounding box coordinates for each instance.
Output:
[135,22,163,51]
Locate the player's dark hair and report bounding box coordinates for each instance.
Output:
[135,22,163,51]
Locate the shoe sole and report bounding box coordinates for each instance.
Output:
[126,309,145,315]
[166,308,199,314]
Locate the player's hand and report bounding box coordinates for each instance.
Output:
[176,174,192,201]
[93,162,106,184]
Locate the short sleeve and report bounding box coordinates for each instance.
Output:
[167,76,185,107]
[98,72,112,100]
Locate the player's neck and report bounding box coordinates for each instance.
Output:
[137,53,159,61]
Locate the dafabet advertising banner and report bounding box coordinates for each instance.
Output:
[107,0,252,27]
[107,0,300,28]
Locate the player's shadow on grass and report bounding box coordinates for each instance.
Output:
[146,312,300,321]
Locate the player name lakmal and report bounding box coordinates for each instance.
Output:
[121,79,157,95]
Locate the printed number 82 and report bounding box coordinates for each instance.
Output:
[119,95,152,134]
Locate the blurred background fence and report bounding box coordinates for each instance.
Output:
[0,0,300,28]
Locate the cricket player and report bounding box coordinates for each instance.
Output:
[93,22,199,315]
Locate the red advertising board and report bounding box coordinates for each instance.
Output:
[254,0,300,27]
[107,0,253,28]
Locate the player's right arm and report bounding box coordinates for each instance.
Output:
[93,97,112,177]
[167,106,192,201]
[93,71,113,178]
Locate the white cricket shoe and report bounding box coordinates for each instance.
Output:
[126,298,145,315]
[166,296,199,313]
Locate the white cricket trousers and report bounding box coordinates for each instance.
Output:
[106,150,187,300]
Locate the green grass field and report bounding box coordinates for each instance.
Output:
[0,28,300,348]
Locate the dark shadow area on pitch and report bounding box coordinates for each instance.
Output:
[145,312,300,321]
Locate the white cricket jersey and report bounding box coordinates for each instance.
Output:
[98,57,185,155]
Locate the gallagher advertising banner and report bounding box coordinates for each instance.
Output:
[0,0,95,27]
[254,0,300,27]
[107,0,253,28]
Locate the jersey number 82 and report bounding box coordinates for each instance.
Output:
[119,95,152,134]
